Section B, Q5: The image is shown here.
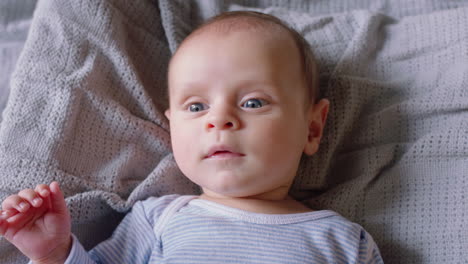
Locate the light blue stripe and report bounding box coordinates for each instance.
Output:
[65,195,382,263]
[164,220,360,256]
[167,216,359,242]
[168,215,361,247]
[163,242,332,263]
[164,229,358,257]
[166,252,329,264]
[165,238,351,263]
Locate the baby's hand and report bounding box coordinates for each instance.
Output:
[0,182,72,264]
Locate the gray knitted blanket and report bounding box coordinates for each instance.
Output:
[1,0,467,263]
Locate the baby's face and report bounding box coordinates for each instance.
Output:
[166,30,320,199]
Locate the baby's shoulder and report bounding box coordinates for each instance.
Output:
[306,211,367,236]
[140,194,183,207]
[132,194,187,222]
[137,194,198,219]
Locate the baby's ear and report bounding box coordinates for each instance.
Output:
[165,109,171,120]
[303,99,329,155]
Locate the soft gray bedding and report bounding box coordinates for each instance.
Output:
[0,0,36,122]
[0,0,467,263]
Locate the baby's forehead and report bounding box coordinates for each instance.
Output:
[171,26,302,82]
[187,15,292,47]
[201,15,285,35]
[170,16,301,74]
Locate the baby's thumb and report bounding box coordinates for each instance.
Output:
[49,182,69,215]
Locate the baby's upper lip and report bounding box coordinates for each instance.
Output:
[204,145,244,158]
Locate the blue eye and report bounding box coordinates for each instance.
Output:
[188,103,208,112]
[242,98,268,108]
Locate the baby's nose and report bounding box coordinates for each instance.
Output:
[207,121,234,129]
[205,109,240,130]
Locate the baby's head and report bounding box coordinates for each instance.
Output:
[165,11,329,200]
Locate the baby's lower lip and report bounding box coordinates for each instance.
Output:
[206,151,244,159]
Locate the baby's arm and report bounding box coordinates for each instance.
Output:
[358,230,384,263]
[0,182,72,264]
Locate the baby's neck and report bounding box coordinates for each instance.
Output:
[198,193,313,214]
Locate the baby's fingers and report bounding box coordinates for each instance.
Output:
[35,184,51,198]
[0,213,7,235]
[19,188,46,208]
[0,209,16,220]
[0,209,14,234]
[2,194,31,213]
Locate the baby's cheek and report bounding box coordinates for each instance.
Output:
[171,129,194,161]
[251,120,303,164]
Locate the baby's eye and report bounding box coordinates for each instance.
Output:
[188,102,208,112]
[242,98,269,109]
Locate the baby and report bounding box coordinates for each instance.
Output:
[0,11,383,263]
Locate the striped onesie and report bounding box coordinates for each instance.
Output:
[60,195,383,263]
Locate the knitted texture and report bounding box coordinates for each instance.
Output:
[0,0,199,263]
[1,0,468,263]
[0,0,36,122]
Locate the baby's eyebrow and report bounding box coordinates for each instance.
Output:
[175,79,275,92]
[236,79,275,89]
[170,82,208,106]
[170,82,206,99]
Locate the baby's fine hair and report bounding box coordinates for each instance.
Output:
[184,11,320,104]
